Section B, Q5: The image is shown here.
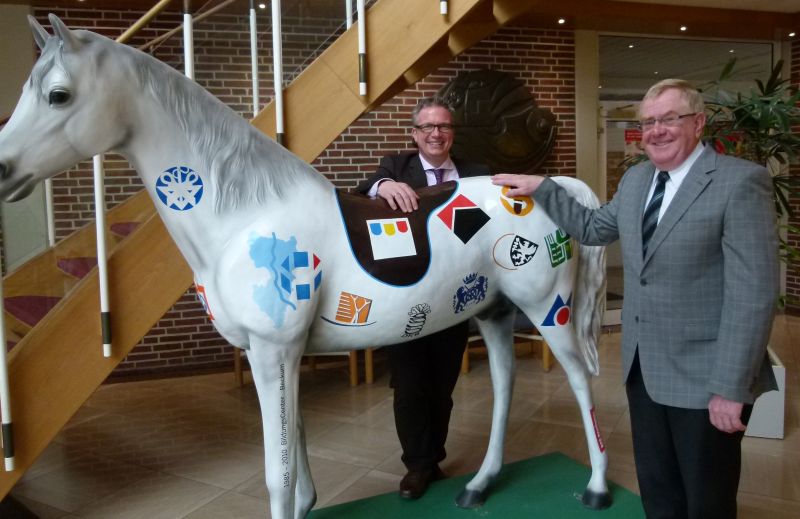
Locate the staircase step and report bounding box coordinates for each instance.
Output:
[4,296,62,327]
[110,222,140,237]
[57,257,98,279]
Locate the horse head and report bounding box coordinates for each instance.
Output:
[0,15,128,202]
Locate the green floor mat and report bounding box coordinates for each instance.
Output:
[310,452,645,518]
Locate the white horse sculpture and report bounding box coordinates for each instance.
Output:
[0,15,611,518]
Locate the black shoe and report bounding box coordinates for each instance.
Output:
[399,468,436,500]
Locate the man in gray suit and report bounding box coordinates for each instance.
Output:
[493,79,779,518]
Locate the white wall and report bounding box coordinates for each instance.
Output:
[0,5,49,272]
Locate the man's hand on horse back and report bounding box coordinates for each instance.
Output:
[377,180,420,213]
[492,174,546,197]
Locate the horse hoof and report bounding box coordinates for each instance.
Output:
[455,489,485,508]
[582,489,612,510]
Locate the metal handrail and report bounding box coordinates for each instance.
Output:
[138,0,237,51]
[116,0,175,44]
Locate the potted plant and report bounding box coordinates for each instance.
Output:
[701,58,800,306]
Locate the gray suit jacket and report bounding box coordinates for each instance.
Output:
[534,145,779,408]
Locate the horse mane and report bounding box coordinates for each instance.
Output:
[98,32,330,213]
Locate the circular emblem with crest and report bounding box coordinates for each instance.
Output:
[155,166,204,211]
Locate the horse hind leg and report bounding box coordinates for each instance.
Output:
[456,301,516,508]
[515,305,611,510]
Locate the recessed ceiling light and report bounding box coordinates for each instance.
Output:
[654,71,659,75]
[729,49,735,53]
[258,3,266,8]
[680,25,687,32]
[558,18,566,25]
[790,32,796,37]
[598,85,603,89]
[628,44,635,49]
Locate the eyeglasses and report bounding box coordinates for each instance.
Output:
[637,113,697,131]
[413,123,454,134]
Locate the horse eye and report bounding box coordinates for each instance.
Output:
[48,89,71,106]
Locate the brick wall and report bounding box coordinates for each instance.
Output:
[28,8,577,378]
[314,27,577,188]
[787,38,800,314]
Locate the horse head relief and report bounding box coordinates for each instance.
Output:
[0,15,611,519]
[439,69,557,174]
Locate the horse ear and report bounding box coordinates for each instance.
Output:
[27,15,50,51]
[48,14,81,51]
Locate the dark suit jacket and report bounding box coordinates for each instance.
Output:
[357,152,490,194]
[533,145,779,409]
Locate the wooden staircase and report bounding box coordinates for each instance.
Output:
[0,0,539,497]
[3,191,153,344]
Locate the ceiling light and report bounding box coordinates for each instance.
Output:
[680,25,687,32]
[729,49,735,53]
[558,18,566,25]
[258,3,266,8]
[654,71,659,75]
[628,44,635,48]
[790,32,796,37]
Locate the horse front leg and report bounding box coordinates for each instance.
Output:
[533,323,611,509]
[247,341,315,519]
[456,304,516,508]
[293,410,316,517]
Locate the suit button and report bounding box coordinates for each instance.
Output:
[640,279,647,286]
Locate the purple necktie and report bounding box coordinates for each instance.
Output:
[432,168,445,185]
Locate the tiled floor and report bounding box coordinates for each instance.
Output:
[9,315,799,518]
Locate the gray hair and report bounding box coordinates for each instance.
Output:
[411,96,454,125]
[640,79,705,117]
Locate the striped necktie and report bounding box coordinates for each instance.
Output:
[642,170,669,257]
[432,168,445,185]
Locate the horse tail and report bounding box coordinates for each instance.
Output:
[551,177,607,376]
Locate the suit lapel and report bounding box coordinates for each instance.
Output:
[643,146,716,265]
[406,155,428,189]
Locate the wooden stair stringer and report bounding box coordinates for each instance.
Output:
[0,212,192,498]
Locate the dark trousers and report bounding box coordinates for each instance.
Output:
[626,353,751,519]
[388,321,469,471]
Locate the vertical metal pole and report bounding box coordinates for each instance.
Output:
[0,251,14,470]
[44,179,56,247]
[93,155,112,358]
[271,0,285,145]
[249,0,260,117]
[346,0,353,29]
[183,0,195,80]
[357,0,366,96]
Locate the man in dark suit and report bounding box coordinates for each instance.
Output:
[357,96,489,499]
[492,79,779,518]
